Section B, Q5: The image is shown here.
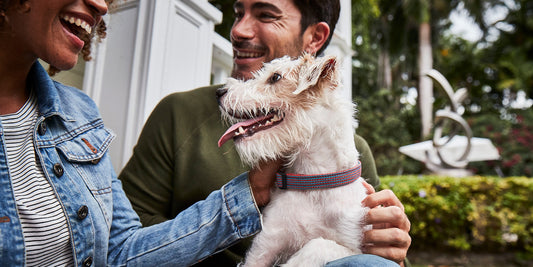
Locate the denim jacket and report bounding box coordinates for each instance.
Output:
[0,63,262,266]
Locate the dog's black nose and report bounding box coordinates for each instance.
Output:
[216,88,227,102]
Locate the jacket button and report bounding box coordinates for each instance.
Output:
[77,205,89,220]
[53,163,64,177]
[83,256,93,266]
[38,122,47,135]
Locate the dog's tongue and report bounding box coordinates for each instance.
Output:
[218,115,270,147]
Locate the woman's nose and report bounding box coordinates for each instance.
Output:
[85,0,109,16]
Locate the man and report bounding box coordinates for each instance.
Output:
[119,0,411,265]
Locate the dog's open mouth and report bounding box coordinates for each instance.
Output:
[218,109,284,147]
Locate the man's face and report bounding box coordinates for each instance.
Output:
[230,0,304,80]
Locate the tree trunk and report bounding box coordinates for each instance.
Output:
[378,49,392,90]
[418,22,433,138]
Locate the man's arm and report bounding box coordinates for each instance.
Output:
[119,95,179,226]
[362,189,411,266]
[354,134,379,187]
[355,134,411,266]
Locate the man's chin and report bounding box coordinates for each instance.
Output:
[231,58,268,78]
[231,67,256,80]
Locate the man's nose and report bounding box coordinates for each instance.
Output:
[230,16,255,41]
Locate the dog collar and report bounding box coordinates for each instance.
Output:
[275,161,362,190]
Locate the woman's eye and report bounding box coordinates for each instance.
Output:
[269,73,282,84]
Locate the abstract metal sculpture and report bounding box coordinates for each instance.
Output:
[399,70,499,176]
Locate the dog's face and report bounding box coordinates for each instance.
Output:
[217,54,341,167]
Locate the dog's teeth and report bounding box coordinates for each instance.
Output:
[238,126,245,134]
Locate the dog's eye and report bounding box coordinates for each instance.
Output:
[269,73,282,84]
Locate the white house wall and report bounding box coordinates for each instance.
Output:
[84,0,223,170]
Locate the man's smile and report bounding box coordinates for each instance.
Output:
[234,49,265,59]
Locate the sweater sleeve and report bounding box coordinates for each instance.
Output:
[118,94,182,226]
[354,134,380,188]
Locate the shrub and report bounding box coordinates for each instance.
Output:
[380,175,533,258]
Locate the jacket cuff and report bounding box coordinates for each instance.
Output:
[222,172,262,238]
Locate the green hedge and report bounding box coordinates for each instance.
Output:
[380,175,533,257]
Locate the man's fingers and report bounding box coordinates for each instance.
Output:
[361,180,376,194]
[362,189,404,211]
[366,206,411,231]
[362,228,411,263]
[361,189,411,266]
[363,228,411,247]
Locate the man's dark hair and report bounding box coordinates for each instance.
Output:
[293,0,340,55]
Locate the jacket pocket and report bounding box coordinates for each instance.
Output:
[56,127,116,228]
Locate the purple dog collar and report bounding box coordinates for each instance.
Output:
[275,161,362,190]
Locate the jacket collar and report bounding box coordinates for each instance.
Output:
[30,62,74,122]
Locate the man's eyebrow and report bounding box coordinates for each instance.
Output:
[233,1,283,14]
[252,2,283,13]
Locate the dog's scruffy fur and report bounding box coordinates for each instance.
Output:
[217,54,369,267]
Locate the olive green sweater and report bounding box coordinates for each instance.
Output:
[119,84,379,266]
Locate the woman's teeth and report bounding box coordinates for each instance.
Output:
[62,15,92,34]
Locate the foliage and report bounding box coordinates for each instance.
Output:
[434,0,533,115]
[209,0,234,40]
[467,108,533,177]
[381,175,533,259]
[355,89,423,175]
[352,0,532,177]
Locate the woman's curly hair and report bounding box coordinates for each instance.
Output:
[0,0,114,75]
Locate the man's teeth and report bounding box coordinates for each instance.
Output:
[62,15,92,34]
[235,50,263,58]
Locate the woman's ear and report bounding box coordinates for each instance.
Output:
[15,1,31,13]
[302,22,330,55]
[0,1,30,30]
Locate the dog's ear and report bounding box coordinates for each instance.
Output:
[293,55,338,95]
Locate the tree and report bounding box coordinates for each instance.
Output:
[209,0,234,40]
[403,0,434,138]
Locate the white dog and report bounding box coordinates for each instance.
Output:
[217,54,370,267]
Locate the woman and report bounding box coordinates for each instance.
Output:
[0,0,278,265]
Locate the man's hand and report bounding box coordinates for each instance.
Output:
[361,182,411,266]
[248,159,283,207]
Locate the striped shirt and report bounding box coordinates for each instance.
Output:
[1,93,74,266]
